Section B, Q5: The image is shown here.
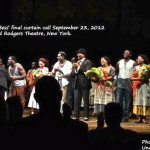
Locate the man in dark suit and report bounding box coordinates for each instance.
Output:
[72,48,92,121]
[0,60,10,99]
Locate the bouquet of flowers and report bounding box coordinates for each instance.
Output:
[139,64,150,78]
[132,64,150,90]
[85,67,112,87]
[131,64,150,100]
[28,69,49,85]
[85,67,104,78]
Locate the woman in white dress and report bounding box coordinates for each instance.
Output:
[28,58,49,114]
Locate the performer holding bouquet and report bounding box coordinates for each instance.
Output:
[131,54,150,124]
[28,58,49,114]
[86,57,115,115]
[26,62,37,102]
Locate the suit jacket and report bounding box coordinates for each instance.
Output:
[0,66,10,89]
[72,58,92,89]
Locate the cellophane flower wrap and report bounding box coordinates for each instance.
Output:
[132,64,150,90]
[29,69,49,84]
[85,67,112,87]
[131,64,150,100]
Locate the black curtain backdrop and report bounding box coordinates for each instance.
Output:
[0,0,150,71]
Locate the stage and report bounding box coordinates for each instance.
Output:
[23,108,150,134]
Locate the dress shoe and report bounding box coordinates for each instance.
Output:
[135,119,142,123]
[142,117,148,124]
[135,120,142,123]
[73,117,79,120]
[129,114,137,119]
[142,119,148,124]
[135,116,142,123]
[84,117,89,121]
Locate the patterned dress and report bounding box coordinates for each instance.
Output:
[94,66,115,113]
[132,65,150,116]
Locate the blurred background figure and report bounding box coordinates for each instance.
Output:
[0,58,3,67]
[62,103,88,139]
[26,61,37,105]
[62,103,72,120]
[0,57,10,100]
[68,57,77,110]
[0,57,6,68]
[6,95,23,124]
[89,102,139,149]
[96,112,104,129]
[0,96,7,125]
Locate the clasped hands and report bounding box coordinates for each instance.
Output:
[73,63,79,69]
[10,76,17,80]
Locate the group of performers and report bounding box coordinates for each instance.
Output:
[0,49,150,123]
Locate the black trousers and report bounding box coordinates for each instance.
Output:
[0,87,6,99]
[74,80,90,118]
[68,79,75,110]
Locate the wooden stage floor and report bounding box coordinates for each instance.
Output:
[23,108,150,134]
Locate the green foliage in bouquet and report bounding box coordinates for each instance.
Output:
[85,67,113,87]
[106,81,113,87]
[139,64,150,79]
[32,70,41,80]
[85,67,104,78]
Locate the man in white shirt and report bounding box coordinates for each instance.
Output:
[52,51,72,112]
[115,50,135,122]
